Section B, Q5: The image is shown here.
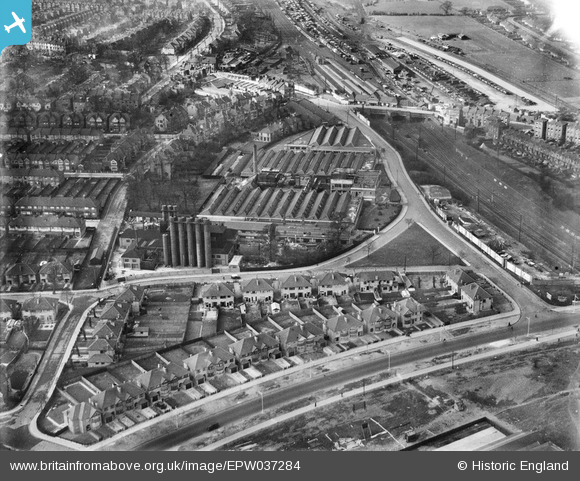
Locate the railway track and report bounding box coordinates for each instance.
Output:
[372,118,579,271]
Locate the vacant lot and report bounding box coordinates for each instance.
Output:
[350,223,462,268]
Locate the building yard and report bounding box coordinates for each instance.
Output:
[223,343,580,451]
[370,16,580,106]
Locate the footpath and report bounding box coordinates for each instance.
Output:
[199,325,580,451]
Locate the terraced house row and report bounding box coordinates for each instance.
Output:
[2,111,131,135]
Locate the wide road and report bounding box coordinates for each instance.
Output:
[137,310,580,450]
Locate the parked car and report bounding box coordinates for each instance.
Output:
[207,422,220,432]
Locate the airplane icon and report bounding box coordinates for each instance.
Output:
[4,12,26,34]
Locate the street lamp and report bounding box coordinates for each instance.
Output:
[527,316,530,337]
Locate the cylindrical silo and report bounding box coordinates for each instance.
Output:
[195,220,204,268]
[178,218,188,267]
[203,219,212,269]
[187,218,196,267]
[162,233,171,266]
[169,217,179,267]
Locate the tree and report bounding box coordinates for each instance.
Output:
[45,261,59,294]
[440,1,453,15]
[67,61,91,85]
[256,224,278,263]
[328,212,350,253]
[429,245,442,263]
[10,71,36,98]
[488,239,507,252]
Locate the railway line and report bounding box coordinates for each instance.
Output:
[415,128,577,269]
[372,118,580,271]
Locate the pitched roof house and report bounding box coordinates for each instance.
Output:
[280,275,312,299]
[358,270,400,293]
[241,278,274,304]
[21,296,59,322]
[65,401,102,434]
[461,283,493,314]
[392,297,424,328]
[446,268,476,294]
[318,272,349,297]
[358,304,397,333]
[325,312,364,343]
[200,283,235,309]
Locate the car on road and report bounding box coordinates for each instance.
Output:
[207,423,220,432]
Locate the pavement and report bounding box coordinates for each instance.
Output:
[199,326,580,451]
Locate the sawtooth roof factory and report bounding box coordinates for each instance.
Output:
[190,125,384,253]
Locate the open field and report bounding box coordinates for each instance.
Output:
[349,222,462,268]
[366,0,513,15]
[224,344,580,451]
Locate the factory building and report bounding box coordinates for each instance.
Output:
[197,184,363,251]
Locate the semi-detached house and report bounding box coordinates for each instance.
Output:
[241,278,274,304]
[200,283,235,309]
[318,272,349,297]
[280,275,312,299]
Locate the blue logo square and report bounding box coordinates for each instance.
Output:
[1,1,32,54]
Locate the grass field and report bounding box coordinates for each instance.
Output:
[349,222,462,268]
[367,0,513,15]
